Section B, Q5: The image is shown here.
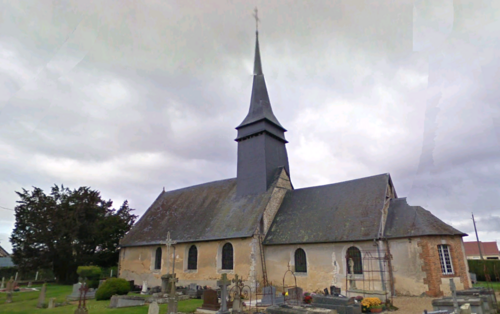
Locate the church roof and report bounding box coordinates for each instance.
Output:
[263,174,389,245]
[384,198,467,238]
[120,170,282,247]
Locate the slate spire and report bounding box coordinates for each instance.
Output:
[235,27,290,197]
[236,31,287,140]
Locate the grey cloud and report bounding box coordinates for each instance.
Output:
[1,0,500,253]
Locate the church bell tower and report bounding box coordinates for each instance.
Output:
[235,28,290,197]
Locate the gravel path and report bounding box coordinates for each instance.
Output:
[390,296,433,314]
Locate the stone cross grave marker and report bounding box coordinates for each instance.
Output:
[232,274,244,314]
[217,273,231,314]
[37,283,47,308]
[148,300,160,314]
[168,273,179,314]
[450,278,459,313]
[162,231,177,275]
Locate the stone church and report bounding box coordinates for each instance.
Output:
[118,30,471,297]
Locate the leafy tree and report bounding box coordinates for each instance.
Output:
[10,185,137,284]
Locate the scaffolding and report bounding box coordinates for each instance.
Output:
[345,249,393,304]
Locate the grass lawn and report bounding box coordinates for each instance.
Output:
[473,281,500,291]
[0,283,203,314]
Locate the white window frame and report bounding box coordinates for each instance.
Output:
[438,244,454,275]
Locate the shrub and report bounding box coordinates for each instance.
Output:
[95,278,130,300]
[77,266,102,279]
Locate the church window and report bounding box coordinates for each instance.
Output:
[346,247,363,274]
[294,248,307,273]
[188,245,198,270]
[154,247,162,270]
[438,245,454,275]
[222,243,233,270]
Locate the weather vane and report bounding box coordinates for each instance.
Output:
[253,7,259,32]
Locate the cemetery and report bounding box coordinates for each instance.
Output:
[1,263,499,314]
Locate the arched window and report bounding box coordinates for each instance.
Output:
[188,245,198,270]
[222,243,233,270]
[295,248,307,273]
[346,247,362,274]
[154,247,162,270]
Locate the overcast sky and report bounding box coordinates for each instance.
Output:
[0,0,499,253]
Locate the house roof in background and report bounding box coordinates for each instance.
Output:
[0,257,14,268]
[464,241,500,256]
[0,245,10,257]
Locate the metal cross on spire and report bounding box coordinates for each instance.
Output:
[253,7,259,32]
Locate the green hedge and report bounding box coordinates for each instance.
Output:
[95,278,130,300]
[468,259,500,282]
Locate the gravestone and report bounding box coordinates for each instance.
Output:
[460,303,472,314]
[450,279,459,313]
[37,283,47,308]
[330,286,341,296]
[148,300,160,314]
[286,287,303,305]
[168,274,179,314]
[231,274,244,314]
[6,278,14,303]
[216,273,231,314]
[161,274,172,293]
[233,296,243,314]
[312,295,362,314]
[469,273,477,284]
[48,297,56,309]
[141,281,149,294]
[0,277,4,289]
[324,288,330,296]
[259,286,285,306]
[187,283,198,298]
[67,283,95,301]
[201,289,220,310]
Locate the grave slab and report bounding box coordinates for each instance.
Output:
[267,304,338,314]
[109,295,146,308]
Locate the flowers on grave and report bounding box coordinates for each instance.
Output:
[360,297,382,313]
[303,292,313,304]
[355,295,364,302]
[282,291,289,296]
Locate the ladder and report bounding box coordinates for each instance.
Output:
[258,233,269,287]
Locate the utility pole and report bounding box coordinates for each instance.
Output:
[472,212,483,260]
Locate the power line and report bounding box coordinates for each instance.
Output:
[0,206,14,211]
